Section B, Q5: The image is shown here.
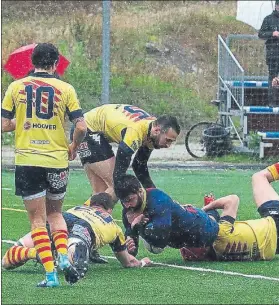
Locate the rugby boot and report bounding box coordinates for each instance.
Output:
[58,253,80,285]
[37,270,59,288]
[89,249,108,264]
[72,242,89,278]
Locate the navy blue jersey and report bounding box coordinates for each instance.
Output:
[123,188,219,249]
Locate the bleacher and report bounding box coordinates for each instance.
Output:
[218,35,279,158]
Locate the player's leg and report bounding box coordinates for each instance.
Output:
[15,166,58,287]
[252,168,279,209]
[46,167,80,285]
[252,165,279,253]
[2,232,37,269]
[78,131,117,203]
[66,218,95,278]
[84,156,116,201]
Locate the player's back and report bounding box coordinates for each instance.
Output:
[84,104,156,143]
[146,189,219,248]
[66,205,125,250]
[2,73,81,168]
[213,217,277,261]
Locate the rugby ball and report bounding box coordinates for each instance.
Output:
[141,237,164,254]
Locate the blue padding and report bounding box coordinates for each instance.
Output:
[244,106,279,113]
[258,132,279,139]
[225,81,269,88]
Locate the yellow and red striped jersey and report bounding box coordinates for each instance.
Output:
[1,72,83,168]
[84,104,157,153]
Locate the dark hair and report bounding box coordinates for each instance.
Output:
[114,174,142,201]
[90,193,114,210]
[154,115,180,135]
[31,43,59,70]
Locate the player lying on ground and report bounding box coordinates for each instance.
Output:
[180,162,279,261]
[70,104,180,203]
[2,193,152,276]
[114,174,220,256]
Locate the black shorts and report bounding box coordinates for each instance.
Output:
[258,200,279,254]
[15,166,69,198]
[71,126,114,165]
[63,212,96,249]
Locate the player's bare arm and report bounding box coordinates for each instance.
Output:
[69,117,87,160]
[1,118,16,132]
[114,250,151,268]
[202,194,239,219]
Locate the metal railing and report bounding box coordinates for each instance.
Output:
[218,35,245,146]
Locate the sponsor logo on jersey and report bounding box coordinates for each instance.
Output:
[32,123,57,130]
[30,140,50,144]
[24,121,31,130]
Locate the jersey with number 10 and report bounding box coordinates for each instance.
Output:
[1,73,83,168]
[84,104,157,153]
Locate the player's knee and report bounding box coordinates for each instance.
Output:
[228,194,240,206]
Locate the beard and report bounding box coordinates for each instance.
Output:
[129,195,144,213]
[149,134,160,149]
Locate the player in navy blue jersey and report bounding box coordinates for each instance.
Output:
[114,174,220,256]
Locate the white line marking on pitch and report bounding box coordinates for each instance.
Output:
[103,256,279,282]
[2,188,12,191]
[2,240,16,245]
[2,240,279,282]
[1,207,123,222]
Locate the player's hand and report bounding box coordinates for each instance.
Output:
[140,257,152,267]
[272,31,279,37]
[131,214,149,229]
[126,236,136,253]
[68,143,78,161]
[272,77,279,87]
[182,204,193,208]
[126,210,141,224]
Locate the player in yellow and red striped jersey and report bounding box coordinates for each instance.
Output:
[180,163,279,262]
[70,104,180,204]
[1,43,87,287]
[2,193,152,277]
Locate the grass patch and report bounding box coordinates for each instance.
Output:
[2,169,279,304]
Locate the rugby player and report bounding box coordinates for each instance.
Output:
[71,104,180,203]
[180,162,279,261]
[2,193,152,275]
[1,43,87,287]
[114,174,220,256]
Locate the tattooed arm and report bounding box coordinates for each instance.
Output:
[69,117,87,160]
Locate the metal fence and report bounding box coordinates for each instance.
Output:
[218,34,244,145]
[226,34,268,81]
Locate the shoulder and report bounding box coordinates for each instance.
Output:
[147,188,172,205]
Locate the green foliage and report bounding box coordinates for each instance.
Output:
[1,132,14,146]
[247,131,261,150]
[0,1,256,133]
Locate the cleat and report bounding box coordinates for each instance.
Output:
[58,253,80,285]
[72,242,89,278]
[37,271,59,288]
[89,248,108,264]
[203,193,215,206]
